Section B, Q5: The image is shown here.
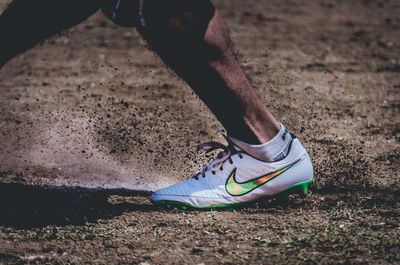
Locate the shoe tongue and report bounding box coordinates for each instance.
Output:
[225,138,242,152]
[232,145,242,152]
[216,150,230,159]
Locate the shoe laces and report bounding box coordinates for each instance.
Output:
[193,128,243,180]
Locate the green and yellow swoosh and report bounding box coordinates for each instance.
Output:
[225,161,299,196]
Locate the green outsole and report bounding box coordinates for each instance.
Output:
[153,179,313,210]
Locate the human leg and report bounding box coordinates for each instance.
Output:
[138,0,280,145]
[137,0,313,207]
[0,0,100,68]
[0,0,279,145]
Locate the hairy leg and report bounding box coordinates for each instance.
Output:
[0,0,100,68]
[138,0,280,144]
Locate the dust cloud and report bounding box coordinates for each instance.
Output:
[25,112,173,191]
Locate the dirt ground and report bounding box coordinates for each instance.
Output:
[0,0,399,264]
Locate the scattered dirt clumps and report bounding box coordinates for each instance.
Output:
[0,0,399,263]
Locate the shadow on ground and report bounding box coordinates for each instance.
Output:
[0,183,153,228]
[0,182,398,229]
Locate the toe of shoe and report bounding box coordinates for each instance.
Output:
[151,184,185,203]
[151,188,168,203]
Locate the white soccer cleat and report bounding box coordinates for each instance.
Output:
[151,135,313,209]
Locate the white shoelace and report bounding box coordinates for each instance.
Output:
[193,130,243,180]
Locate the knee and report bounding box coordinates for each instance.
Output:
[102,0,215,30]
[147,0,215,30]
[101,0,140,27]
[150,0,215,19]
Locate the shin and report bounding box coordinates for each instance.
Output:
[138,0,280,144]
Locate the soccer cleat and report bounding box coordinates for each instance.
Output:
[151,134,313,209]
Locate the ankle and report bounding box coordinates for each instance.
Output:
[228,130,261,145]
[229,124,292,162]
[228,122,280,145]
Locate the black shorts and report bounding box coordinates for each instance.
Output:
[101,0,215,28]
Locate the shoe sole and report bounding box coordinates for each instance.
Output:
[151,179,313,210]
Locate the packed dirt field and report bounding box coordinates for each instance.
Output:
[0,0,399,264]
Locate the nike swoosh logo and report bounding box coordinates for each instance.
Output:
[225,160,299,196]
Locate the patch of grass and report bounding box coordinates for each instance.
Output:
[35,224,110,241]
[375,151,400,163]
[0,171,12,178]
[251,205,400,264]
[273,226,399,263]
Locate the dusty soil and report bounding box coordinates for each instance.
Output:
[0,0,399,264]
